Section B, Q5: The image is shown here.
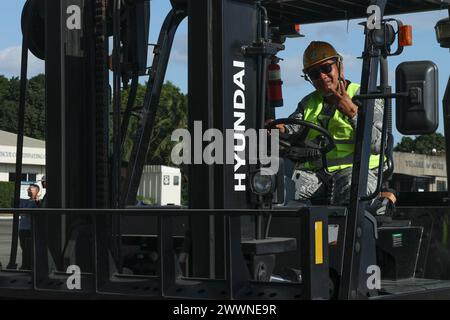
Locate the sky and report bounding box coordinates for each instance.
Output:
[1,1,449,145]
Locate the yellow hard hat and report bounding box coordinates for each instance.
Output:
[303,41,341,72]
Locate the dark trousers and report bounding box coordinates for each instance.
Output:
[19,229,32,270]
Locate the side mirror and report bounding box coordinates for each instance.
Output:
[396,61,438,135]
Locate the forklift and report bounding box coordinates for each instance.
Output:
[1,0,450,299]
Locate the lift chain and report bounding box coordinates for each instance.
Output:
[94,0,110,208]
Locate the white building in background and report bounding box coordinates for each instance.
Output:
[138,165,181,206]
[0,130,46,183]
[0,130,46,198]
[392,152,447,192]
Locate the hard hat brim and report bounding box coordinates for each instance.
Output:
[303,55,339,73]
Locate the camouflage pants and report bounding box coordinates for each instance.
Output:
[292,167,379,206]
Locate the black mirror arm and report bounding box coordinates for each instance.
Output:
[354,90,422,107]
[353,92,409,100]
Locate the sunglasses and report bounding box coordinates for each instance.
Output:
[306,61,336,81]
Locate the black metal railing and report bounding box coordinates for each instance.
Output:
[0,207,329,300]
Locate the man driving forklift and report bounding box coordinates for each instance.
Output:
[272,41,394,207]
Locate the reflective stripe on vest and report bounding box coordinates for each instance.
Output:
[301,82,380,172]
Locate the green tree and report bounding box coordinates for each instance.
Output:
[120,81,188,165]
[0,75,9,101]
[0,182,14,208]
[147,81,188,165]
[120,81,189,204]
[393,137,415,153]
[0,74,187,159]
[25,74,46,140]
[0,76,19,134]
[120,82,148,159]
[394,133,445,155]
[0,75,46,140]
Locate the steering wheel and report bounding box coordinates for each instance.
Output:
[265,118,336,164]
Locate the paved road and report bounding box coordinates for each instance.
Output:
[0,218,22,268]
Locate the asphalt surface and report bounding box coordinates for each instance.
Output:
[0,218,22,268]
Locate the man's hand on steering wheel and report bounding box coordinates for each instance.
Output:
[265,119,286,134]
[265,118,336,164]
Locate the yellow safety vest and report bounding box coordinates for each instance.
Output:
[302,83,381,172]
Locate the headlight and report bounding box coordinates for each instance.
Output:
[251,170,275,195]
[369,23,395,48]
[435,18,450,49]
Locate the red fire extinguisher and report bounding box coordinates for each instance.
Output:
[267,56,284,108]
